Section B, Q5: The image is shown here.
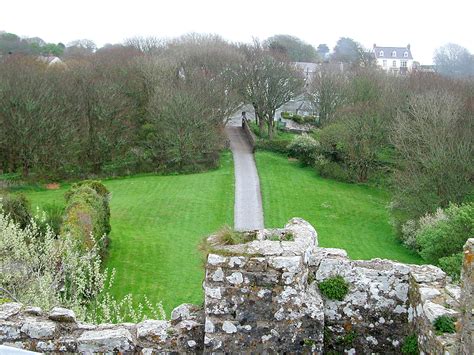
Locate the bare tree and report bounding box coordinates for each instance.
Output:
[434,43,474,78]
[124,36,164,55]
[236,42,304,139]
[308,65,347,126]
[391,90,473,224]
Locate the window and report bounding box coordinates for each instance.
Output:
[404,51,408,58]
[392,50,397,57]
[392,60,397,67]
[401,60,407,67]
[383,60,387,67]
[379,50,384,57]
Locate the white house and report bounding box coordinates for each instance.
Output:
[373,44,413,74]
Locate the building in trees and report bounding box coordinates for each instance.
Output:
[373,44,414,74]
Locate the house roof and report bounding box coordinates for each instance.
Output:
[374,46,413,60]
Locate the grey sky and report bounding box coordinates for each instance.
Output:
[2,0,473,64]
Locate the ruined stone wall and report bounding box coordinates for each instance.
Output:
[0,219,471,354]
[203,219,324,353]
[0,303,203,353]
[460,238,473,354]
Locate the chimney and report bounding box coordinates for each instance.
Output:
[373,43,377,49]
[407,44,411,50]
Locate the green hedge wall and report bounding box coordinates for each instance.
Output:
[61,180,110,252]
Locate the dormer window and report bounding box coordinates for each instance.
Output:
[404,51,408,58]
[392,51,397,57]
[379,50,384,57]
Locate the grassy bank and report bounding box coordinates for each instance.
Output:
[255,151,422,264]
[20,153,234,315]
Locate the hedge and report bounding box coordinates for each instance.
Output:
[256,139,292,155]
[61,180,110,252]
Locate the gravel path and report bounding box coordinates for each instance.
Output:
[226,119,264,231]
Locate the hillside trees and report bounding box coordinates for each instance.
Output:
[0,57,74,177]
[0,35,243,179]
[390,90,473,227]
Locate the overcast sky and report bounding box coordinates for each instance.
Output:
[2,0,473,64]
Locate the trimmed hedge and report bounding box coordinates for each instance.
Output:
[256,139,292,155]
[61,180,110,252]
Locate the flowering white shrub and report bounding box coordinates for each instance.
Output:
[0,211,165,323]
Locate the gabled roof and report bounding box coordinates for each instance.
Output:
[374,46,413,60]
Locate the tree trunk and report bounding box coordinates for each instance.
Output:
[268,120,274,140]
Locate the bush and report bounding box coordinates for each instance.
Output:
[62,181,111,252]
[256,139,292,155]
[416,203,473,264]
[314,156,351,182]
[318,276,349,301]
[0,211,165,324]
[438,253,463,282]
[287,134,320,166]
[0,193,31,229]
[433,315,456,334]
[401,334,419,354]
[35,202,64,235]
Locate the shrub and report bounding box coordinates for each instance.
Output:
[438,253,463,282]
[318,276,349,301]
[35,202,64,235]
[287,134,320,166]
[433,315,456,334]
[62,181,111,252]
[416,203,473,264]
[0,211,165,324]
[0,193,31,229]
[65,180,111,235]
[256,139,291,155]
[401,334,419,354]
[314,156,351,182]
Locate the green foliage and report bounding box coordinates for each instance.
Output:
[0,193,31,229]
[438,253,463,282]
[264,34,319,62]
[62,181,111,252]
[314,156,351,182]
[0,211,165,323]
[401,334,419,355]
[256,139,292,155]
[433,315,456,334]
[36,202,64,235]
[336,330,357,346]
[214,225,256,245]
[416,203,473,264]
[287,134,320,166]
[281,111,316,125]
[318,276,349,301]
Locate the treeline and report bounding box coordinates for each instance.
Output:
[285,67,473,277]
[0,34,247,179]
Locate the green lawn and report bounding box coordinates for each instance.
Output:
[20,153,234,315]
[255,151,422,264]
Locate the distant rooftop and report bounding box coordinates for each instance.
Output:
[373,45,413,60]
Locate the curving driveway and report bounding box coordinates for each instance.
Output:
[226,117,264,231]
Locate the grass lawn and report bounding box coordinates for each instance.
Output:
[255,151,422,264]
[19,153,234,316]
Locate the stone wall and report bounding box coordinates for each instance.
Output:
[203,218,324,353]
[241,117,257,152]
[460,238,473,354]
[0,303,203,353]
[0,219,471,354]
